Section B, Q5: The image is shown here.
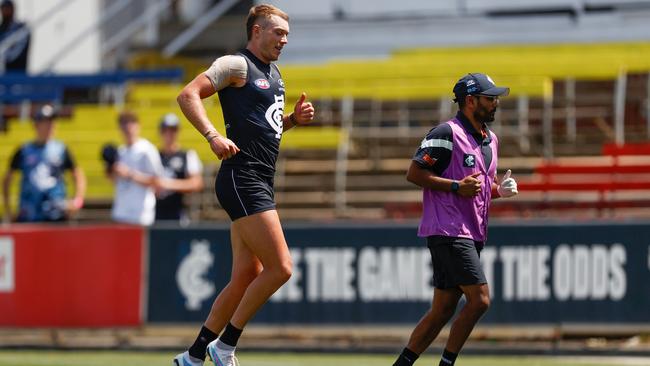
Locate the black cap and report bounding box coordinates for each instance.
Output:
[1,0,14,8]
[33,104,57,122]
[453,73,510,102]
[159,113,180,129]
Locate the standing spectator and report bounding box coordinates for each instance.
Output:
[392,73,518,366]
[110,111,163,226]
[2,104,85,222]
[155,112,204,224]
[0,0,30,73]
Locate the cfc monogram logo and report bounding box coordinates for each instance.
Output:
[176,240,215,310]
[265,94,285,139]
[463,154,476,167]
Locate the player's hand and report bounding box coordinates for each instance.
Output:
[292,92,315,125]
[458,172,482,197]
[209,135,240,160]
[497,169,518,198]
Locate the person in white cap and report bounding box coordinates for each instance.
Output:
[155,112,204,224]
[2,104,85,222]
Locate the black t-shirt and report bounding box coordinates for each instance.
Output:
[156,150,188,221]
[217,49,286,178]
[413,111,493,176]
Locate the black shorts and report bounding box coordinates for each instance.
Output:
[427,236,487,289]
[215,167,275,221]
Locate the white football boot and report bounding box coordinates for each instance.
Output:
[206,339,239,366]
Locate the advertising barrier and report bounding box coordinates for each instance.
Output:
[148,222,650,324]
[0,225,143,327]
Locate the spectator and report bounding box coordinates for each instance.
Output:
[0,0,30,73]
[109,111,162,226]
[2,104,86,222]
[155,113,204,224]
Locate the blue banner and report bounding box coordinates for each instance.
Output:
[147,222,650,324]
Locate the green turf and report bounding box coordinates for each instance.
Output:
[0,351,644,366]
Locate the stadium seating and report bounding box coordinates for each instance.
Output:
[3,41,650,220]
[0,92,342,219]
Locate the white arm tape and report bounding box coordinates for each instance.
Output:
[204,55,247,92]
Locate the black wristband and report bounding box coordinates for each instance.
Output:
[289,113,298,126]
[451,180,460,193]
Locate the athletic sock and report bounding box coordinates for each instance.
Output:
[188,325,218,361]
[439,349,458,366]
[219,322,243,347]
[393,347,419,366]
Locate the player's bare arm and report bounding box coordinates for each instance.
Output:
[177,56,246,160]
[406,161,482,197]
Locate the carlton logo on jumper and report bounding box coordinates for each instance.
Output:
[0,237,15,293]
[463,154,476,167]
[176,240,215,310]
[265,94,285,139]
[254,78,270,89]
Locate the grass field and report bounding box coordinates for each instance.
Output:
[0,351,648,366]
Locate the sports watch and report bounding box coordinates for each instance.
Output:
[451,180,460,193]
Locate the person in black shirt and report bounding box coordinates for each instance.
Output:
[155,113,204,224]
[0,0,30,73]
[174,4,315,366]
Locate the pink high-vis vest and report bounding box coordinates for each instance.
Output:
[417,117,498,242]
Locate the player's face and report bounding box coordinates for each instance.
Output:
[473,95,499,123]
[257,15,289,63]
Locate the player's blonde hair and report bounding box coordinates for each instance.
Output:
[246,4,289,41]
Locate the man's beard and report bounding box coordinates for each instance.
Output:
[474,106,496,124]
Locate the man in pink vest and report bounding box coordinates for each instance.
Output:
[392,73,518,366]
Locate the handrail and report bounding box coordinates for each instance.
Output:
[101,0,173,56]
[0,68,183,103]
[0,68,182,85]
[41,0,133,72]
[162,0,240,58]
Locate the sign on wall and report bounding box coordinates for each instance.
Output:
[147,223,650,324]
